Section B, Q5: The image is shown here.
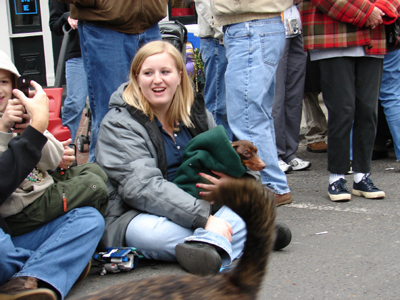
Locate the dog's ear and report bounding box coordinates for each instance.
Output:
[231,141,239,149]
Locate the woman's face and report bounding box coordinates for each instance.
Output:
[136,51,182,114]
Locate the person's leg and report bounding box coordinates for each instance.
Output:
[272,38,289,160]
[352,57,383,173]
[224,17,289,194]
[379,49,400,161]
[5,207,104,299]
[303,92,328,145]
[126,205,246,267]
[78,22,161,162]
[281,35,307,163]
[319,57,356,174]
[200,38,232,140]
[62,57,88,144]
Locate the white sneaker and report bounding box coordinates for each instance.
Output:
[278,160,292,173]
[288,157,311,171]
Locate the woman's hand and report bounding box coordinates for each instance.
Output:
[205,214,233,242]
[196,170,234,197]
[365,7,384,29]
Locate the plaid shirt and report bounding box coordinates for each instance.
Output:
[299,0,400,55]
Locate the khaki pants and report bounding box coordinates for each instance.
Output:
[6,163,109,237]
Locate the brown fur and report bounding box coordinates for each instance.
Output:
[231,140,266,171]
[78,179,276,300]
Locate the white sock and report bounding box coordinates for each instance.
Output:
[354,172,366,183]
[329,173,345,184]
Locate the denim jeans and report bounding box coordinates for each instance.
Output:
[379,49,400,161]
[0,207,104,299]
[223,17,290,194]
[63,57,88,144]
[200,38,233,140]
[78,22,162,162]
[125,205,246,267]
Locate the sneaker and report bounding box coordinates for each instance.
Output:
[328,178,351,201]
[175,242,222,276]
[288,157,312,171]
[352,174,385,199]
[0,277,57,300]
[273,223,292,250]
[275,192,293,206]
[307,141,328,153]
[279,160,292,173]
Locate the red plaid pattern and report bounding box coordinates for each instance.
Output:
[299,0,400,55]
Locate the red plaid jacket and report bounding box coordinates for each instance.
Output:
[299,0,400,55]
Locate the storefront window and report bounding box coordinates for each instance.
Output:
[9,0,42,33]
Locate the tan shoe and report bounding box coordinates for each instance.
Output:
[275,192,293,206]
[75,261,91,285]
[307,142,327,153]
[0,277,57,300]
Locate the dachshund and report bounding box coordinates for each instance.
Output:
[232,140,266,171]
[77,178,276,300]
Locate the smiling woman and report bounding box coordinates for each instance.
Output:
[94,40,264,277]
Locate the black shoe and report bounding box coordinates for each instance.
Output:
[273,223,292,251]
[175,242,222,276]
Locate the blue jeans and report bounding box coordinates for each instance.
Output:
[0,207,104,299]
[78,22,162,162]
[379,49,400,161]
[125,205,246,267]
[63,57,88,144]
[223,17,290,194]
[200,38,233,140]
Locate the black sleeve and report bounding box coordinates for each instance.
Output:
[49,0,70,36]
[0,126,47,204]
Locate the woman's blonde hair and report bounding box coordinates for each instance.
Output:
[122,40,194,129]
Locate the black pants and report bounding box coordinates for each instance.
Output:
[319,56,383,174]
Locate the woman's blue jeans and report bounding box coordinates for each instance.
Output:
[223,17,290,194]
[125,205,246,267]
[0,207,104,299]
[379,49,400,161]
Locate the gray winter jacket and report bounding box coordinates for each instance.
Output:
[96,83,215,250]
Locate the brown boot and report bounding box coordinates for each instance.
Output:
[307,142,327,153]
[0,276,57,300]
[275,192,293,206]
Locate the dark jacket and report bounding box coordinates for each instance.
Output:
[62,0,169,34]
[0,126,47,233]
[49,1,82,61]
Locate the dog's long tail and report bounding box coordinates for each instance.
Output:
[209,178,276,297]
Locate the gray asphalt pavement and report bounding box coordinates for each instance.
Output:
[66,140,400,300]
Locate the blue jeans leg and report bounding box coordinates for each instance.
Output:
[1,208,104,299]
[125,206,246,267]
[223,18,290,194]
[200,38,233,140]
[78,22,162,162]
[379,49,400,161]
[63,57,88,144]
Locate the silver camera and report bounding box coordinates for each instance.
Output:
[287,18,300,35]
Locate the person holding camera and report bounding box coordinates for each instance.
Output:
[0,64,105,299]
[272,2,311,173]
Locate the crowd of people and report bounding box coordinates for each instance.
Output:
[1,0,400,299]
